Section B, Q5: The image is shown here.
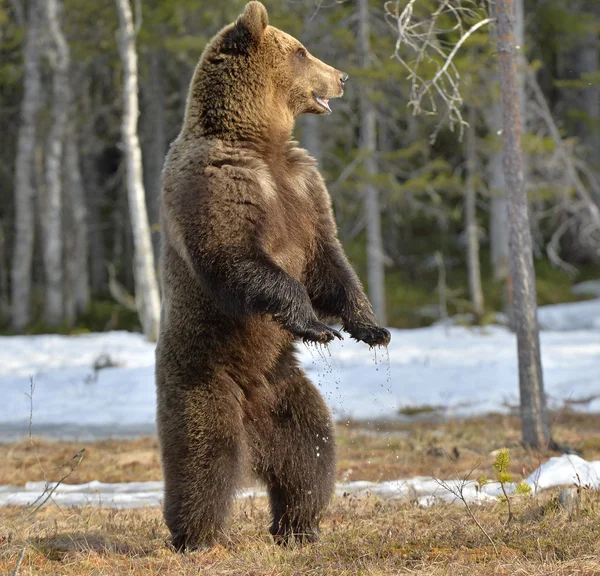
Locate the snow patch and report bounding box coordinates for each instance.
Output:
[538,299,600,331]
[1,455,597,509]
[1,325,600,440]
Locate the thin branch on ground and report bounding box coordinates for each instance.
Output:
[432,458,499,555]
[11,547,26,576]
[11,378,86,523]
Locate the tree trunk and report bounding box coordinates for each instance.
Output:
[515,0,527,135]
[11,0,42,331]
[487,16,511,284]
[115,0,161,341]
[42,0,69,327]
[0,220,9,323]
[465,107,484,322]
[357,0,386,325]
[495,0,552,449]
[301,114,321,168]
[142,48,166,263]
[488,105,510,282]
[65,119,90,318]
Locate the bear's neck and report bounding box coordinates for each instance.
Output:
[182,69,295,154]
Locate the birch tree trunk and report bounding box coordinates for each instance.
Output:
[465,107,484,322]
[358,0,386,324]
[11,0,41,331]
[42,0,69,327]
[115,0,161,341]
[495,0,552,449]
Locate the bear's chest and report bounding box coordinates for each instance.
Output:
[263,166,317,281]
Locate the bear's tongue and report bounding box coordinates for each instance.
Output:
[314,95,331,113]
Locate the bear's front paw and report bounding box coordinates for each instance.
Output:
[344,323,391,347]
[294,319,343,345]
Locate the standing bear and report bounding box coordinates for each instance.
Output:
[156,1,390,551]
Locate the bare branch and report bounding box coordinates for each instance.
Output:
[385,0,492,140]
[527,68,600,229]
[10,548,26,576]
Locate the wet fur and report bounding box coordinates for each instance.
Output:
[156,1,389,551]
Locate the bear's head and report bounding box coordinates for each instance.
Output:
[183,2,348,143]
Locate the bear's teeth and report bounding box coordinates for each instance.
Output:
[314,95,331,113]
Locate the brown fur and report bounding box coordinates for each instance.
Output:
[156,1,390,551]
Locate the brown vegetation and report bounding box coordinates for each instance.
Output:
[1,488,600,575]
[2,412,600,487]
[1,413,600,573]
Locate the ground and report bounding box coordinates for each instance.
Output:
[2,414,600,575]
[2,303,600,573]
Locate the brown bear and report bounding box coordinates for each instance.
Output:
[156,1,390,551]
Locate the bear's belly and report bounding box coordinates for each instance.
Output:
[270,242,307,280]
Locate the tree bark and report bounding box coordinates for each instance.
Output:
[465,107,484,322]
[357,0,386,325]
[495,0,552,449]
[487,13,512,284]
[11,0,42,331]
[301,114,321,169]
[42,0,69,327]
[115,0,161,341]
[488,103,510,282]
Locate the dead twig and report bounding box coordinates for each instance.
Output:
[11,378,86,523]
[11,547,26,576]
[434,475,499,554]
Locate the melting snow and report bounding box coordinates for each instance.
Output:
[1,455,598,509]
[0,319,599,440]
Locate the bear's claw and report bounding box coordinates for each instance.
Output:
[299,320,343,344]
[345,324,391,347]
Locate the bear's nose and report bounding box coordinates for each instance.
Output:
[340,74,349,85]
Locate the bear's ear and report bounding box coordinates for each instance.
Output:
[236,1,268,45]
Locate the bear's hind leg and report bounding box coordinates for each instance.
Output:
[157,371,246,551]
[246,347,336,545]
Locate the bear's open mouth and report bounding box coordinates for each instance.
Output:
[313,94,332,113]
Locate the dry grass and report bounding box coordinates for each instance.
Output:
[2,492,600,575]
[3,411,600,486]
[1,411,600,574]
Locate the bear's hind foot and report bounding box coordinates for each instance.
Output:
[170,531,218,554]
[270,522,319,547]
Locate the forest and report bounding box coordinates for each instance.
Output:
[0,0,599,335]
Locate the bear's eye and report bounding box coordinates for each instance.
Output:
[296,48,307,59]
